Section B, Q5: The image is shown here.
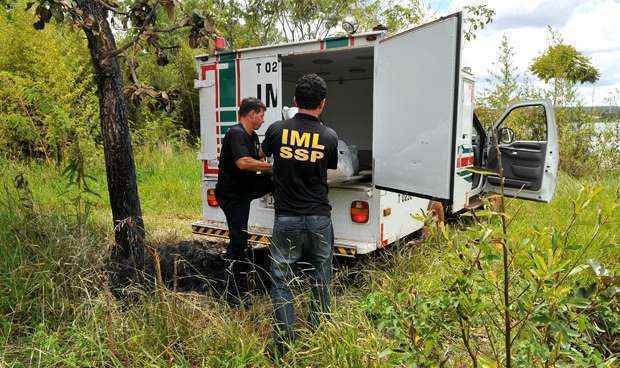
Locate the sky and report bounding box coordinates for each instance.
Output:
[430,0,620,105]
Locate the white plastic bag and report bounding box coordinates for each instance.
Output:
[327,140,359,181]
[282,106,298,120]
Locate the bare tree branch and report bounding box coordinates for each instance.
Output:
[104,2,160,60]
[152,22,191,33]
[107,32,142,60]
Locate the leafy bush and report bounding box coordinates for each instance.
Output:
[0,5,99,163]
[360,177,619,367]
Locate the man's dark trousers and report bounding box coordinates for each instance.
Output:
[217,176,272,305]
[270,214,334,343]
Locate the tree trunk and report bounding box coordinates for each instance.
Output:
[77,0,146,281]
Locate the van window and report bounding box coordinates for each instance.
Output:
[498,105,547,142]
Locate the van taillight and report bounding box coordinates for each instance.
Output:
[207,188,219,207]
[351,201,369,223]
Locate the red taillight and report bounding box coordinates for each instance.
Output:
[207,188,219,207]
[351,201,369,223]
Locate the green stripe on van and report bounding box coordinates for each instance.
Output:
[220,110,237,122]
[219,61,236,108]
[325,37,349,49]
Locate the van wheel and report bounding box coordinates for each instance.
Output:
[422,201,445,239]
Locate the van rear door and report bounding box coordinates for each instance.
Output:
[238,55,282,137]
[373,12,462,201]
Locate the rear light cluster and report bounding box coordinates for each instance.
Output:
[351,200,369,223]
[207,188,219,207]
[207,185,369,223]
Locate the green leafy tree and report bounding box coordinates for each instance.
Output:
[350,0,431,33]
[211,0,361,43]
[530,43,599,85]
[17,0,216,284]
[123,42,198,143]
[485,35,519,108]
[529,28,601,176]
[211,0,493,46]
[0,5,99,164]
[530,27,599,107]
[350,0,493,40]
[477,34,520,127]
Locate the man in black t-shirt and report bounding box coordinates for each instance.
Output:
[215,97,272,308]
[262,74,338,349]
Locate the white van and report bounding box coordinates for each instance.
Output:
[191,12,559,257]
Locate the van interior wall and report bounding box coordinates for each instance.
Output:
[282,79,373,169]
[281,49,374,171]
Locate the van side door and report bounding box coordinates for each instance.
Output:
[483,100,559,202]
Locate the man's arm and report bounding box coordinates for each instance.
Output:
[229,129,272,172]
[236,157,272,171]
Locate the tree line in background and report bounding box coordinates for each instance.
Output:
[0,0,495,165]
[0,0,618,199]
[2,0,616,179]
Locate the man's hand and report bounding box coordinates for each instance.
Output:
[235,156,273,171]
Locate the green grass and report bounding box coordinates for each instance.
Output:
[0,143,202,232]
[0,147,618,367]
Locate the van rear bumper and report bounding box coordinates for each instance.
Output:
[191,220,375,257]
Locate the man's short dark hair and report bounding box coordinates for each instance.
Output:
[238,97,266,117]
[295,74,327,109]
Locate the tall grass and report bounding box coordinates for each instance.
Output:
[0,147,618,367]
[0,143,201,228]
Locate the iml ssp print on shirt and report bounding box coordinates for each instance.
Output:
[278,128,326,163]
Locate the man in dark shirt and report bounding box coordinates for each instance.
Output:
[262,74,338,349]
[215,97,272,308]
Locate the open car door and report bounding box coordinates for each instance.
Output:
[484,100,559,202]
[373,13,462,201]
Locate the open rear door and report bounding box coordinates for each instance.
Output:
[373,13,462,201]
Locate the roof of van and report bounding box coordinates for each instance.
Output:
[195,30,386,60]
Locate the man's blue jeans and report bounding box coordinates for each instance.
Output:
[270,215,334,343]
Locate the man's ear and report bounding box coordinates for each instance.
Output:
[247,110,255,119]
[319,99,326,112]
[292,97,298,107]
